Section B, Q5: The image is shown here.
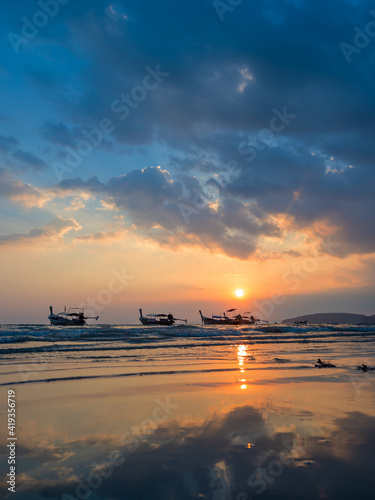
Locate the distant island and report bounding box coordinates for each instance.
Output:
[282,312,375,324]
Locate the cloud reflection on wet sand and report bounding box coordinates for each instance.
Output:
[9,403,375,500]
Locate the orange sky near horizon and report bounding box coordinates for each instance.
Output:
[1,227,373,324]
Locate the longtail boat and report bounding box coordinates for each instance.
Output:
[139,309,187,326]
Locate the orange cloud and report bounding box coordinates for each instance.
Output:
[0,216,82,248]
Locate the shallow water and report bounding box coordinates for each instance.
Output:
[0,324,375,499]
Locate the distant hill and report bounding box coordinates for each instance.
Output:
[282,312,375,324]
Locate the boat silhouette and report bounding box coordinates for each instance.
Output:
[139,309,187,326]
[48,306,99,326]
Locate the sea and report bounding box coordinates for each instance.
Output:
[1,323,375,499]
[1,323,375,382]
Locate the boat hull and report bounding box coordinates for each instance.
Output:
[200,317,254,325]
[139,317,174,326]
[49,315,86,326]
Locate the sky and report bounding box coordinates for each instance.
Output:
[1,0,375,324]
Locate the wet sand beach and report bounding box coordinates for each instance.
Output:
[1,323,375,499]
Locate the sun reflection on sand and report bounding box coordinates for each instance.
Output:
[237,344,248,367]
[237,345,250,388]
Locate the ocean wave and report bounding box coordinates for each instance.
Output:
[1,324,374,349]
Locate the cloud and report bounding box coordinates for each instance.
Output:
[40,122,78,146]
[64,197,86,211]
[52,146,375,259]
[2,0,375,261]
[0,136,47,172]
[30,0,374,259]
[0,134,19,153]
[12,149,47,171]
[54,166,283,259]
[33,1,371,141]
[0,168,51,207]
[15,473,79,499]
[0,216,82,247]
[75,230,126,243]
[218,141,375,258]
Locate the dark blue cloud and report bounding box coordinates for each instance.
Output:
[2,0,375,257]
[13,149,47,170]
[0,134,19,153]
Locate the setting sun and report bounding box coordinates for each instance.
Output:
[235,289,244,298]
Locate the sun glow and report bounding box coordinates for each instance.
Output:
[235,288,244,297]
